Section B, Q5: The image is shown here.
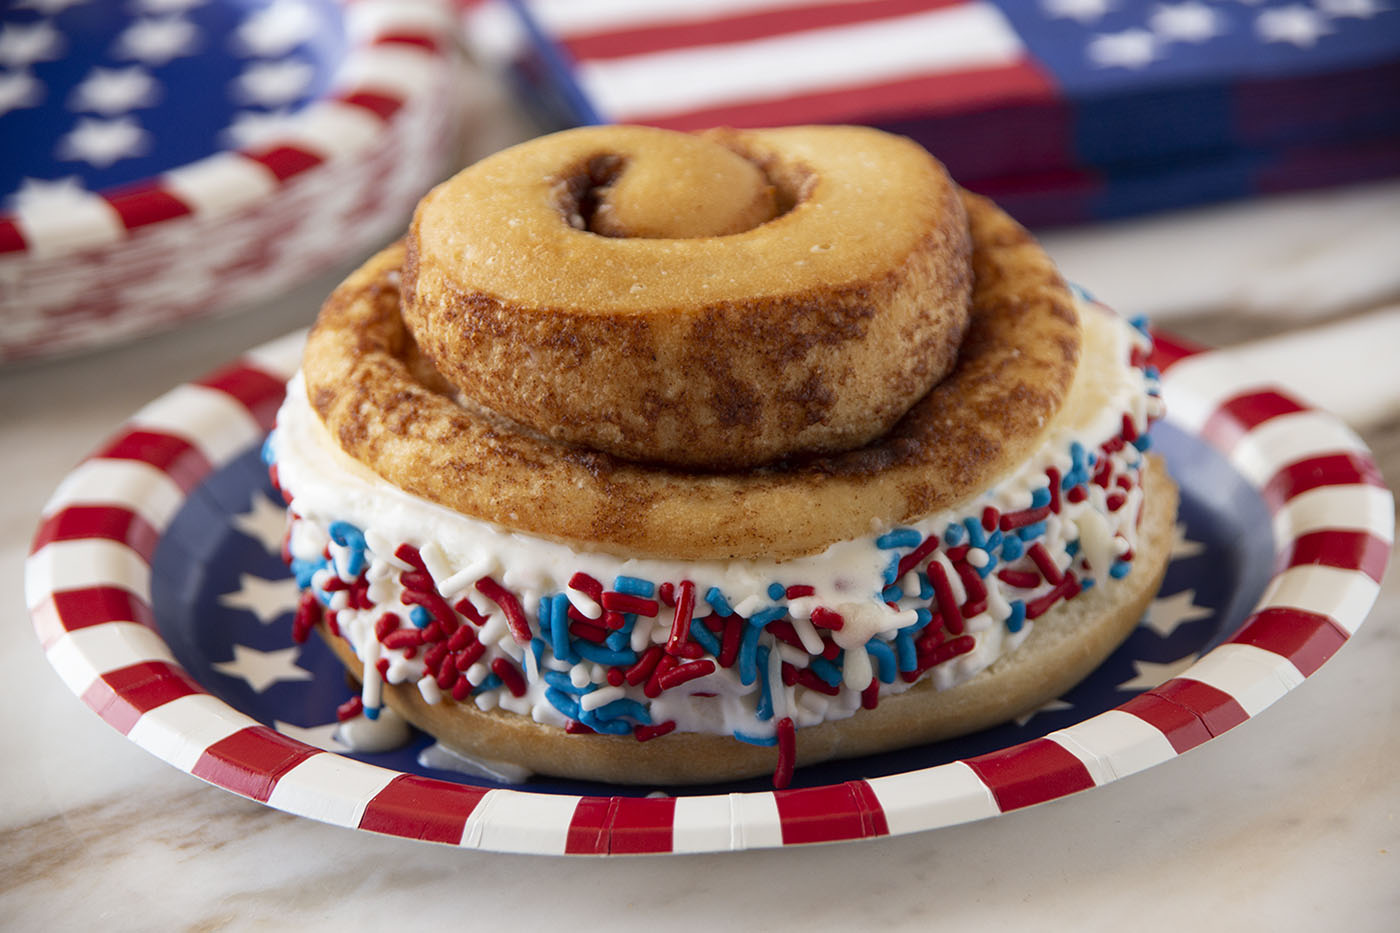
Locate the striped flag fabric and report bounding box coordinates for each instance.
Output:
[465,0,1400,224]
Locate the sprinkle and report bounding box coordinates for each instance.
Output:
[565,587,602,621]
[756,646,774,721]
[381,628,422,650]
[408,605,431,629]
[574,641,636,667]
[1006,599,1026,632]
[474,577,532,644]
[1066,486,1088,504]
[548,593,574,662]
[601,591,659,616]
[738,624,762,685]
[644,655,679,698]
[659,659,716,692]
[624,645,664,686]
[328,521,367,577]
[1107,491,1127,512]
[943,523,966,546]
[704,587,733,617]
[435,664,458,691]
[1000,505,1051,531]
[749,606,788,628]
[997,568,1041,589]
[877,528,921,549]
[861,679,881,710]
[808,655,843,687]
[1028,542,1064,585]
[335,696,363,722]
[612,575,655,597]
[635,721,676,742]
[490,659,526,697]
[291,590,320,644]
[781,661,799,687]
[569,618,609,643]
[663,580,696,657]
[767,582,786,600]
[963,517,987,549]
[785,584,815,599]
[897,535,941,577]
[454,641,485,670]
[688,617,723,656]
[894,630,917,672]
[927,560,965,636]
[1110,560,1132,579]
[567,571,603,601]
[774,718,796,789]
[657,581,675,606]
[966,548,989,568]
[922,633,976,667]
[733,730,778,747]
[882,553,901,586]
[1000,534,1024,561]
[866,640,897,682]
[565,720,595,735]
[788,615,825,656]
[545,688,581,720]
[589,697,651,726]
[809,608,844,631]
[451,676,473,701]
[719,615,743,668]
[1017,521,1047,541]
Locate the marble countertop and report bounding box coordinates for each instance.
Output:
[4,70,1398,932]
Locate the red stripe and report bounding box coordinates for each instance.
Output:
[0,217,25,253]
[242,145,324,182]
[1118,692,1214,754]
[1228,607,1349,678]
[774,780,889,845]
[358,774,487,843]
[636,60,1054,131]
[563,0,964,61]
[50,585,156,635]
[963,738,1095,812]
[1279,529,1389,583]
[191,726,321,802]
[565,796,676,854]
[1200,390,1308,455]
[103,183,192,230]
[91,429,212,493]
[1146,330,1207,373]
[81,660,204,734]
[373,33,441,53]
[1259,452,1386,510]
[1147,679,1249,736]
[335,90,403,121]
[197,364,288,431]
[31,506,162,560]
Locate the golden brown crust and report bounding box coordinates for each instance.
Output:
[401,125,974,469]
[320,456,1177,785]
[301,191,1078,562]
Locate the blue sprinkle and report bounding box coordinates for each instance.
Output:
[579,711,632,735]
[756,645,774,722]
[986,529,1004,551]
[590,697,651,725]
[866,639,897,682]
[1071,441,1087,470]
[544,670,594,695]
[689,619,721,655]
[1129,314,1150,335]
[531,638,546,666]
[574,641,637,667]
[749,606,788,628]
[905,607,934,632]
[473,673,503,693]
[943,522,966,546]
[605,628,631,651]
[705,586,733,617]
[1134,434,1153,452]
[918,572,934,600]
[363,705,380,721]
[809,655,843,687]
[1030,487,1052,509]
[291,557,322,589]
[316,588,334,608]
[328,521,367,577]
[612,575,654,597]
[1017,521,1047,541]
[1066,539,1081,558]
[876,527,921,549]
[1081,576,1096,590]
[733,730,778,747]
[1000,535,1023,561]
[1110,560,1132,579]
[882,554,901,586]
[1006,600,1026,633]
[963,517,987,548]
[976,555,998,578]
[545,688,581,720]
[767,582,786,600]
[260,433,277,466]
[1061,470,1081,491]
[1145,365,1161,380]
[738,624,762,686]
[549,593,575,663]
[894,630,917,673]
[881,583,904,603]
[537,598,552,636]
[409,605,432,629]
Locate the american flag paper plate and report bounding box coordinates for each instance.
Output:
[26,317,1392,855]
[0,0,459,364]
[464,0,1400,224]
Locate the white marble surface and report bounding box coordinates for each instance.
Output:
[4,67,1399,932]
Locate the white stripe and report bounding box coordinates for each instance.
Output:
[865,761,999,834]
[334,47,442,99]
[163,151,279,219]
[130,384,264,470]
[1181,643,1306,716]
[43,622,174,696]
[25,540,151,610]
[671,793,740,853]
[14,187,124,258]
[1272,484,1395,545]
[39,458,186,530]
[1227,411,1370,490]
[1259,563,1383,636]
[126,693,257,772]
[265,754,397,828]
[281,100,386,160]
[242,332,306,381]
[1047,710,1179,785]
[727,791,784,850]
[523,0,864,36]
[579,4,1024,121]
[345,0,452,40]
[459,788,576,853]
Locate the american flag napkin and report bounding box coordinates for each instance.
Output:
[468,0,1400,224]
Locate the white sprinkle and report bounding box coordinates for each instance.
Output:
[580,686,625,712]
[777,644,808,667]
[901,571,922,598]
[788,615,826,656]
[566,586,603,620]
[419,541,453,587]
[732,594,766,618]
[475,691,499,711]
[466,662,489,686]
[842,646,874,691]
[417,675,442,705]
[967,548,989,568]
[569,665,591,688]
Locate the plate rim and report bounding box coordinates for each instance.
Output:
[25,327,1394,856]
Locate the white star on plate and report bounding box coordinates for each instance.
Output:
[14,0,90,13]
[56,115,151,167]
[233,59,315,107]
[1087,28,1158,68]
[1014,697,1075,726]
[1042,0,1115,24]
[273,719,347,752]
[1255,4,1333,45]
[1150,1,1226,42]
[131,0,206,12]
[68,66,159,114]
[230,491,289,555]
[1119,654,1198,692]
[221,108,298,147]
[113,16,200,65]
[1315,0,1386,18]
[0,70,43,116]
[236,0,318,57]
[0,21,65,68]
[6,175,92,212]
[213,644,313,693]
[1169,522,1205,560]
[219,572,299,625]
[1143,589,1213,637]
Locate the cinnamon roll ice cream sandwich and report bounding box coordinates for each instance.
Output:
[265,125,1177,787]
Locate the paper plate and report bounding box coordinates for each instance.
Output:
[27,328,1392,854]
[0,0,458,364]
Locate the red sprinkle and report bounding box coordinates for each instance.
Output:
[491,658,527,697]
[374,657,390,678]
[447,626,475,651]
[821,638,841,661]
[718,616,742,668]
[796,669,841,696]
[1121,412,1139,442]
[634,721,676,742]
[601,591,659,617]
[325,609,340,638]
[454,641,486,670]
[381,629,423,650]
[335,696,363,722]
[766,620,804,649]
[809,607,845,631]
[665,580,696,657]
[292,590,320,644]
[393,544,427,572]
[566,572,603,602]
[400,587,457,632]
[1107,491,1127,512]
[1067,486,1088,504]
[1000,505,1051,530]
[451,677,473,702]
[785,584,815,599]
[606,668,625,687]
[420,620,446,642]
[1028,542,1064,585]
[644,655,679,698]
[422,642,449,674]
[658,581,676,607]
[956,561,987,605]
[774,718,796,789]
[565,720,596,735]
[657,659,716,691]
[568,619,609,643]
[923,634,975,666]
[781,662,799,686]
[982,506,1000,531]
[945,544,970,563]
[997,569,1041,589]
[1046,467,1063,513]
[625,645,664,686]
[474,577,532,644]
[897,535,941,577]
[435,665,458,690]
[374,612,400,641]
[861,680,881,711]
[676,642,704,659]
[1094,459,1114,488]
[1027,577,1076,619]
[927,560,965,636]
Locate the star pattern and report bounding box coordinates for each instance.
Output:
[1169,523,1206,560]
[1255,4,1334,45]
[236,0,318,57]
[14,0,91,13]
[274,719,348,752]
[229,490,290,554]
[1118,654,1198,692]
[219,572,299,625]
[213,644,313,693]
[7,175,93,212]
[0,70,43,116]
[1042,0,1116,23]
[0,21,65,68]
[1014,697,1076,726]
[233,59,315,107]
[1143,588,1214,637]
[1087,28,1159,68]
[56,115,150,167]
[1314,0,1385,17]
[113,16,200,65]
[69,66,158,114]
[1150,1,1227,42]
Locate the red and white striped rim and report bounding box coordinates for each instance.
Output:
[0,0,454,260]
[26,329,1393,855]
